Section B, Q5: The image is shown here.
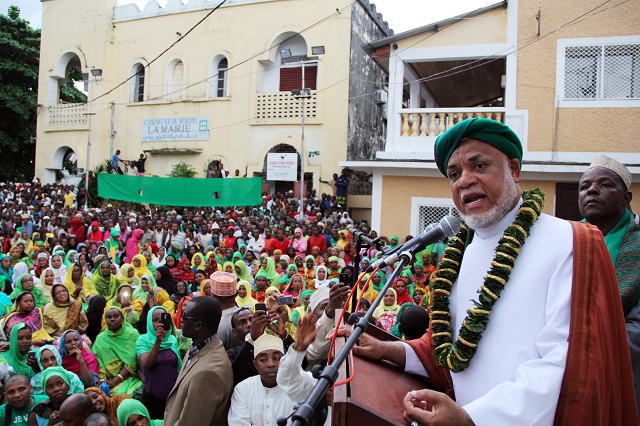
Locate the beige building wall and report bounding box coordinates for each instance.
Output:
[517,0,640,153]
[36,0,355,185]
[395,7,508,49]
[375,174,640,238]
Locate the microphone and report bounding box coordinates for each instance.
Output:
[348,227,378,247]
[366,215,460,272]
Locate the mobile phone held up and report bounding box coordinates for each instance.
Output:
[339,272,350,286]
[27,351,36,363]
[278,295,294,305]
[160,312,172,331]
[255,303,267,312]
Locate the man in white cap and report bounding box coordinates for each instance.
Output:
[228,334,297,425]
[579,154,640,411]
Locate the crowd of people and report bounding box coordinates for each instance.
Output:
[0,118,638,425]
[0,175,438,426]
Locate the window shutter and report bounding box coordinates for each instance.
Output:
[279,65,317,92]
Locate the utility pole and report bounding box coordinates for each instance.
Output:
[109,101,116,159]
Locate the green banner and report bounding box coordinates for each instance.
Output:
[97,174,262,207]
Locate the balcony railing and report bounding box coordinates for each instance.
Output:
[253,91,318,124]
[46,103,88,128]
[399,107,505,137]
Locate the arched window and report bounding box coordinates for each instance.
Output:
[168,59,184,100]
[131,63,145,102]
[216,58,228,97]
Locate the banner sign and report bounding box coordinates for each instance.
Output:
[266,153,298,181]
[98,174,262,207]
[141,116,209,142]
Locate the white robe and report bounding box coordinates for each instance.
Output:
[405,202,574,426]
[228,375,297,426]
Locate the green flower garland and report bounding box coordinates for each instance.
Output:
[430,189,545,373]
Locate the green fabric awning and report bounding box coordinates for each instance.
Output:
[97,174,262,207]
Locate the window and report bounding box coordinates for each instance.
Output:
[216,58,228,97]
[131,63,145,102]
[557,37,640,108]
[279,64,317,92]
[411,197,460,237]
[168,60,184,101]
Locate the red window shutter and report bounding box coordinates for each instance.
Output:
[279,65,317,91]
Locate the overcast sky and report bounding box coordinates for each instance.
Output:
[2,0,491,33]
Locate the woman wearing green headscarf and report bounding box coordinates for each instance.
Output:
[134,274,173,312]
[277,264,298,289]
[0,276,14,315]
[28,366,75,426]
[0,254,14,292]
[91,260,119,300]
[388,236,400,249]
[104,228,121,261]
[9,274,48,307]
[134,274,174,335]
[91,307,143,396]
[63,250,77,268]
[371,270,386,293]
[116,399,163,426]
[30,345,84,396]
[291,289,313,326]
[135,306,181,419]
[234,260,252,283]
[0,323,34,378]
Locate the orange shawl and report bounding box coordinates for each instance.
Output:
[408,222,638,425]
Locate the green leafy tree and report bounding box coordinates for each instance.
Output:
[168,161,197,178]
[0,6,40,181]
[60,68,87,104]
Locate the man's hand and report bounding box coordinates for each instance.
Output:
[352,333,386,361]
[293,313,317,352]
[250,310,269,341]
[402,389,474,426]
[326,283,350,319]
[267,310,287,338]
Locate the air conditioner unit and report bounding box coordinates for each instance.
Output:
[376,89,387,104]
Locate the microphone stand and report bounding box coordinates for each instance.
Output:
[290,250,413,426]
[349,230,385,312]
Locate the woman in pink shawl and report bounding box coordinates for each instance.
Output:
[290,228,307,258]
[59,329,100,388]
[125,229,142,264]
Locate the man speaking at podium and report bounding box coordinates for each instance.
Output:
[355,119,638,425]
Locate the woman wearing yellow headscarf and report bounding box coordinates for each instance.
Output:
[191,253,205,273]
[354,272,378,305]
[373,288,400,332]
[222,261,235,275]
[234,260,252,283]
[104,283,144,329]
[336,230,349,250]
[63,263,97,304]
[235,280,258,309]
[132,254,153,279]
[117,264,141,289]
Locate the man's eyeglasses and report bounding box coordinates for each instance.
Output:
[182,313,211,324]
[181,314,200,323]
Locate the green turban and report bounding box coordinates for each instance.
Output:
[434,118,522,176]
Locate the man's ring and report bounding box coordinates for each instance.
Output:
[411,422,419,426]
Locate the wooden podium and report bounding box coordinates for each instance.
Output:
[331,325,439,426]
